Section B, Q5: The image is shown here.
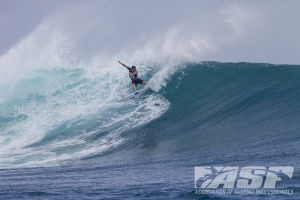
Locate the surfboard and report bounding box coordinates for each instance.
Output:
[117,80,155,102]
[117,87,151,102]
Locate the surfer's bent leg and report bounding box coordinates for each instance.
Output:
[131,81,137,92]
[131,84,137,92]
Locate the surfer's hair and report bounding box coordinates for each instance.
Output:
[132,66,136,69]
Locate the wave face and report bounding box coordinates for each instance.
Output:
[1,61,300,168]
[113,62,300,163]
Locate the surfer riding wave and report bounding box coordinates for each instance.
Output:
[118,61,147,92]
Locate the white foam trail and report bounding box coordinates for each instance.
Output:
[0,32,171,168]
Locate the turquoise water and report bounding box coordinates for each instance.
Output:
[0,61,299,199]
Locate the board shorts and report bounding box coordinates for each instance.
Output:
[132,78,143,86]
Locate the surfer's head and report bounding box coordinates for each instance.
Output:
[132,66,136,71]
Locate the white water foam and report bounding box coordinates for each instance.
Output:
[0,23,173,168]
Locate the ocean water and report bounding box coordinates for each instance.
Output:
[1,1,300,199]
[0,61,299,199]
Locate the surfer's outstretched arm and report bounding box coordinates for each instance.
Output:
[118,61,128,68]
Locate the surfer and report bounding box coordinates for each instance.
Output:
[118,61,147,92]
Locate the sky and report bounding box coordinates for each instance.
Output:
[0,0,300,65]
